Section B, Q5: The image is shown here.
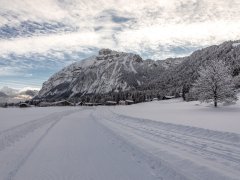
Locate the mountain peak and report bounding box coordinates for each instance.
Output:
[96,48,123,61]
[37,49,162,100]
[97,48,143,63]
[98,48,117,56]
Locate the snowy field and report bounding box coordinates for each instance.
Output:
[111,98,240,133]
[0,100,240,180]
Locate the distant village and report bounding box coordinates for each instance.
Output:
[0,94,175,108]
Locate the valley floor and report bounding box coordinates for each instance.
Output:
[0,100,240,180]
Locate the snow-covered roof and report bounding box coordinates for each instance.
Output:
[164,96,175,99]
[125,100,134,103]
[106,101,117,104]
[52,100,74,105]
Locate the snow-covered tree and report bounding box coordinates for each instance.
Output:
[192,60,237,107]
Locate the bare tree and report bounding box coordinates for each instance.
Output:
[192,60,237,107]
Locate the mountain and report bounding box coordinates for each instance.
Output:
[38,49,166,100]
[0,91,8,98]
[19,90,39,97]
[0,86,18,96]
[38,40,240,102]
[148,40,240,99]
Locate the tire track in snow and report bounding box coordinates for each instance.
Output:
[94,109,240,180]
[0,109,79,180]
[113,116,240,164]
[13,110,159,180]
[91,113,190,180]
[0,110,77,152]
[6,117,60,180]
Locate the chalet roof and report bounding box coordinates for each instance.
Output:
[19,102,29,105]
[106,101,117,104]
[52,100,74,105]
[125,100,134,103]
[164,96,175,98]
[19,103,30,107]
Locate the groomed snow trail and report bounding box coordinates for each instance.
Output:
[1,107,240,180]
[93,108,240,180]
[0,108,79,180]
[1,108,158,180]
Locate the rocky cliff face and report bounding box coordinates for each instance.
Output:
[38,49,164,100]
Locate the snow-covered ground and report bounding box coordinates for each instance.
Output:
[0,100,240,180]
[111,98,240,133]
[0,107,75,131]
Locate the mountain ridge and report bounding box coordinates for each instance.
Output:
[37,49,166,100]
[37,40,240,101]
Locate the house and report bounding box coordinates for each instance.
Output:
[38,101,51,107]
[119,100,126,105]
[84,102,94,106]
[162,96,175,100]
[105,101,117,106]
[52,100,74,106]
[95,103,103,106]
[125,100,134,105]
[19,103,30,108]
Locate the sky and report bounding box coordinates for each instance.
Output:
[0,0,240,90]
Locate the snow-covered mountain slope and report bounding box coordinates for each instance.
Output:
[149,40,240,95]
[0,91,8,98]
[38,49,164,99]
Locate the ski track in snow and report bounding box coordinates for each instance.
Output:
[93,108,240,180]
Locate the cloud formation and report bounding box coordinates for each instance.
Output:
[0,0,240,88]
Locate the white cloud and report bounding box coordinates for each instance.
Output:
[0,67,23,76]
[0,0,240,59]
[0,0,68,26]
[0,80,42,90]
[0,31,105,55]
[19,86,40,92]
[23,74,33,77]
[1,0,240,88]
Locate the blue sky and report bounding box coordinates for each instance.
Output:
[0,0,240,90]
